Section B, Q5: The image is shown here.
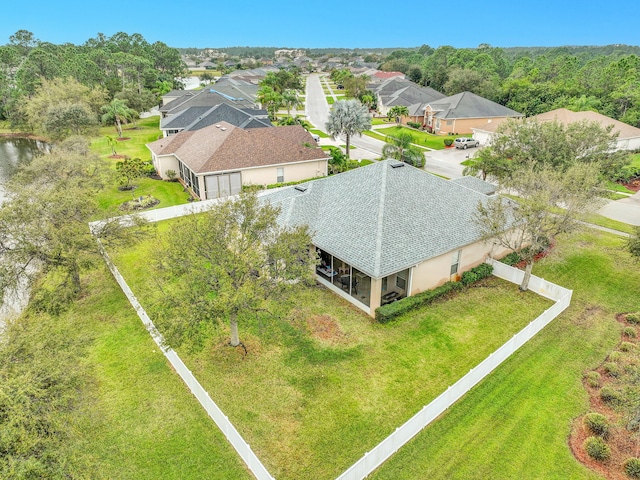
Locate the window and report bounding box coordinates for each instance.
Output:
[396,269,408,291]
[446,120,453,126]
[450,250,461,275]
[277,167,284,183]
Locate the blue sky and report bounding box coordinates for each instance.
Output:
[2,0,638,49]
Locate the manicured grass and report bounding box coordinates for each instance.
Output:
[631,153,640,168]
[372,229,637,479]
[605,179,634,194]
[377,126,465,150]
[363,130,387,142]
[89,116,190,212]
[111,224,552,480]
[582,213,635,234]
[22,265,252,479]
[309,129,329,138]
[371,117,395,126]
[326,96,335,105]
[188,69,222,77]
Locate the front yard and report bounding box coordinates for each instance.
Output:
[373,125,467,150]
[110,219,552,479]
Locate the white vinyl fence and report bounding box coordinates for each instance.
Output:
[94,238,275,480]
[335,259,572,480]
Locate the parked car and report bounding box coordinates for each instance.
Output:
[454,137,480,149]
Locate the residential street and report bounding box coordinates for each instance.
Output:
[305,73,466,178]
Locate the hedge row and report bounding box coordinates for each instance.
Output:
[375,263,494,323]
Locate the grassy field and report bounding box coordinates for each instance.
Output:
[372,228,637,479]
[89,116,190,212]
[110,220,552,479]
[376,126,465,150]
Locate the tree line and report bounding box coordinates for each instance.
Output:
[379,44,640,126]
[0,30,187,131]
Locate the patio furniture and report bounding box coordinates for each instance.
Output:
[381,291,399,305]
[318,266,337,278]
[339,275,358,294]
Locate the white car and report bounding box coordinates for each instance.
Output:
[454,137,480,149]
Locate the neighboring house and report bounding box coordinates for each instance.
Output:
[425,91,522,135]
[260,160,509,317]
[160,85,259,118]
[162,90,195,106]
[160,103,272,137]
[146,122,328,200]
[472,108,640,150]
[372,77,446,121]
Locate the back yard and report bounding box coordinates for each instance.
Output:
[110,218,553,479]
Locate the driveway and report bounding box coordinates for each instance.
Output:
[597,191,640,226]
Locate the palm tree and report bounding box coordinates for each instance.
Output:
[325,99,371,159]
[388,105,409,124]
[382,132,425,167]
[101,98,133,138]
[281,89,301,115]
[257,85,283,120]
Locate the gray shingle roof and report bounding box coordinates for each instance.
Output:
[160,85,259,114]
[161,104,271,131]
[451,176,497,195]
[261,160,492,279]
[429,91,522,119]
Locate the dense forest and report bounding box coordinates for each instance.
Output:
[0,30,186,128]
[378,44,640,126]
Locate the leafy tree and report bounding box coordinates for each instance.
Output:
[325,99,371,159]
[328,147,347,174]
[407,65,424,84]
[156,192,315,349]
[465,117,628,182]
[388,105,409,124]
[0,137,145,306]
[115,86,157,115]
[116,156,147,189]
[21,77,107,137]
[474,163,602,290]
[101,98,135,138]
[382,132,425,167]
[342,74,369,99]
[41,102,97,139]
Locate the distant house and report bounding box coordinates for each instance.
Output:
[146,123,328,200]
[473,108,640,151]
[160,103,272,137]
[160,85,259,118]
[424,92,522,135]
[260,160,509,317]
[372,77,446,121]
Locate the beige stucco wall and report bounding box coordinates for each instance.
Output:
[435,116,519,135]
[241,160,327,187]
[409,239,512,296]
[151,152,179,180]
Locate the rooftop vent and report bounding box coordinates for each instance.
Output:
[294,185,308,192]
[220,127,227,131]
[390,162,405,168]
[215,124,221,128]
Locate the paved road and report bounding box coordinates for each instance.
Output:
[597,191,640,226]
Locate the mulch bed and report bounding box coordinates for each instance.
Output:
[116,137,131,142]
[568,312,640,479]
[620,178,640,193]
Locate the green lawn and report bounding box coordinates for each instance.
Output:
[376,126,465,150]
[327,96,335,105]
[110,222,552,479]
[309,128,329,138]
[372,117,395,126]
[631,152,640,168]
[17,264,252,479]
[89,116,190,212]
[363,130,387,142]
[372,228,637,479]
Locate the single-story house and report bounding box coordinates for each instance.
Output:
[425,91,522,135]
[372,77,446,119]
[146,122,328,200]
[472,108,640,150]
[260,160,510,317]
[160,85,259,118]
[160,103,272,137]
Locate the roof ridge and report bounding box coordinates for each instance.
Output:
[373,162,388,278]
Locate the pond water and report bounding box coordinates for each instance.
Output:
[0,137,50,325]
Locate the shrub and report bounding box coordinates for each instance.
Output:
[604,362,621,377]
[460,270,479,286]
[621,342,636,352]
[585,371,601,388]
[583,413,610,438]
[626,313,640,324]
[624,326,637,338]
[375,264,493,323]
[609,351,622,362]
[407,121,421,129]
[166,169,177,181]
[500,252,521,266]
[583,436,610,461]
[600,386,623,404]
[625,458,640,478]
[443,138,454,146]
